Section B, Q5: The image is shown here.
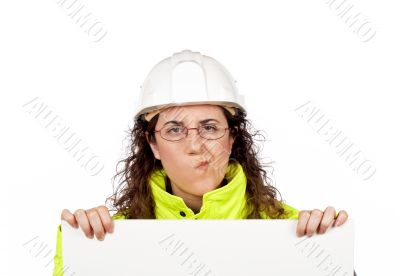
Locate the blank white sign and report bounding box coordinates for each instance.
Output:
[62,219,354,276]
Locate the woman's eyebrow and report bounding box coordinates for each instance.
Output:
[164,120,183,126]
[199,119,220,124]
[163,118,220,126]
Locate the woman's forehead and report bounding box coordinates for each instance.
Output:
[157,105,225,123]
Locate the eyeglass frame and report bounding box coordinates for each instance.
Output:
[153,124,230,141]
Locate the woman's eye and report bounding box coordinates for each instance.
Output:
[167,127,183,134]
[203,125,217,132]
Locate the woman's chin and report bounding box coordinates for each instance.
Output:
[187,180,222,196]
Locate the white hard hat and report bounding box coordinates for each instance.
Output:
[134,49,246,121]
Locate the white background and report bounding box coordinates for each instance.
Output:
[1,1,399,275]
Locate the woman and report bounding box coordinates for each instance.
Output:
[53,50,349,275]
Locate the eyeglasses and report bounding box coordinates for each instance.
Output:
[154,124,229,141]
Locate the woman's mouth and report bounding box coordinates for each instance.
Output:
[195,161,209,170]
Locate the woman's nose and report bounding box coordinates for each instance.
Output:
[186,128,200,138]
[185,129,205,153]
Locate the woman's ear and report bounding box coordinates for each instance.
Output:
[145,131,161,160]
[229,135,235,149]
[229,126,238,148]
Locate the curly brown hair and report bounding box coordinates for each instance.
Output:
[106,107,288,219]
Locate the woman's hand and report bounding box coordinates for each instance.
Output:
[296,206,348,237]
[61,206,114,241]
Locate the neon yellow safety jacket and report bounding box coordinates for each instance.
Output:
[52,162,299,276]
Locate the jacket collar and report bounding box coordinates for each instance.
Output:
[149,162,249,219]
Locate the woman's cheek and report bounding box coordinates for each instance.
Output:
[161,147,183,167]
[206,139,231,176]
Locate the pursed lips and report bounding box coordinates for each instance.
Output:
[195,160,209,169]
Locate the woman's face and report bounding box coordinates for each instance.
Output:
[148,104,235,197]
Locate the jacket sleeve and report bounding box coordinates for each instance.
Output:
[258,202,299,219]
[281,202,299,219]
[52,224,64,276]
[52,213,126,276]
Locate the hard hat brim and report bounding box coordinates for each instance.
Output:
[139,102,243,122]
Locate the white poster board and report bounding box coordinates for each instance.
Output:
[61,220,354,276]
